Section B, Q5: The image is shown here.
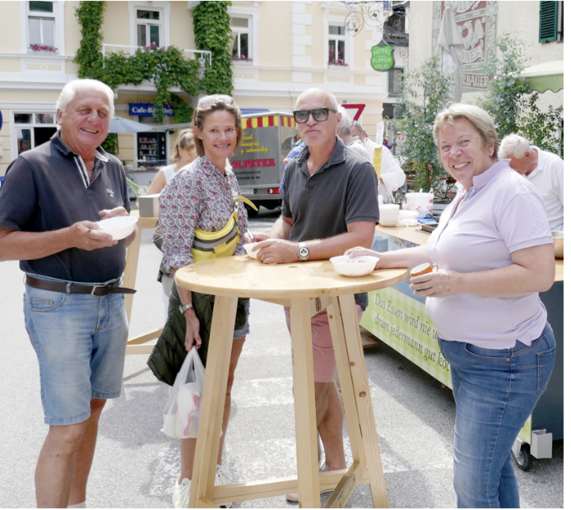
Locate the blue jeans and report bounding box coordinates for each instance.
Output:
[438,323,556,508]
[24,274,129,425]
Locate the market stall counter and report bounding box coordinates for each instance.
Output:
[361,224,564,470]
[176,256,408,508]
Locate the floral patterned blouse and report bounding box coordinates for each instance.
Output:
[159,156,248,273]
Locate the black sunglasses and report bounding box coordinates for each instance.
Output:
[292,108,337,124]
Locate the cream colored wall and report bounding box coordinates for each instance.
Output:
[0,2,21,53]
[0,58,21,73]
[257,2,291,67]
[170,2,195,50]
[101,3,130,46]
[1,109,12,176]
[65,2,81,57]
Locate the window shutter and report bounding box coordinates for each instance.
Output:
[539,1,558,42]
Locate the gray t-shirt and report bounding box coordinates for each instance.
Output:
[281,136,379,309]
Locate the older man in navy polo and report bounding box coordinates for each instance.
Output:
[0,79,136,508]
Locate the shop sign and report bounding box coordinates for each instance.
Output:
[361,285,452,389]
[370,41,395,72]
[129,103,174,117]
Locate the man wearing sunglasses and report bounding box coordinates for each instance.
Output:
[252,88,379,501]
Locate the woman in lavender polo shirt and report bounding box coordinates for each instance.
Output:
[347,104,556,508]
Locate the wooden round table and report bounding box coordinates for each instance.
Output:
[176,256,408,508]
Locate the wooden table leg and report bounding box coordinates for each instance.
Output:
[338,295,389,508]
[290,298,321,508]
[188,295,238,508]
[326,298,367,485]
[123,223,143,324]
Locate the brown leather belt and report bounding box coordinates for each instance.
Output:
[26,275,136,296]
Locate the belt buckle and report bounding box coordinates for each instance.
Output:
[91,285,107,296]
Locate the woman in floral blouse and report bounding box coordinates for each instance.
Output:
[158,95,250,508]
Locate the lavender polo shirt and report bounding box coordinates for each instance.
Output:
[425,160,553,349]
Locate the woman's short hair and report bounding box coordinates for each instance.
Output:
[56,79,115,118]
[170,128,196,163]
[433,103,499,160]
[193,95,242,158]
[498,134,531,159]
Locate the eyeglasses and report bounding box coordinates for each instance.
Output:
[292,108,337,124]
[197,95,235,108]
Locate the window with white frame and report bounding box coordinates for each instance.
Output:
[231,16,252,62]
[136,8,162,47]
[13,112,57,156]
[328,25,348,66]
[27,1,57,52]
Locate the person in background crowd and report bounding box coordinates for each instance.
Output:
[350,120,405,202]
[336,106,370,161]
[251,87,379,503]
[0,79,136,508]
[347,104,556,508]
[146,129,198,321]
[499,133,564,231]
[148,95,250,509]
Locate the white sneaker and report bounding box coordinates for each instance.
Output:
[286,464,331,503]
[173,477,191,508]
[215,465,233,508]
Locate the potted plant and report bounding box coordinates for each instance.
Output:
[393,56,455,203]
[29,43,58,53]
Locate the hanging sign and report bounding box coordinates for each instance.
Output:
[129,103,174,117]
[371,40,395,72]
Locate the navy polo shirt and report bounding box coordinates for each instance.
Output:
[281,137,379,310]
[0,132,130,283]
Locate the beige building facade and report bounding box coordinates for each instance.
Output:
[0,0,405,177]
[408,1,563,111]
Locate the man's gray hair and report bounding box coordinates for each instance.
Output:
[351,119,364,134]
[338,106,352,136]
[499,134,531,160]
[295,87,338,112]
[56,79,115,118]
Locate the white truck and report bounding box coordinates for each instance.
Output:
[229,112,298,216]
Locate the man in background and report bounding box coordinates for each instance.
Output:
[499,134,564,231]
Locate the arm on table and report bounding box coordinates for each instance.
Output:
[346,245,431,270]
[255,219,376,264]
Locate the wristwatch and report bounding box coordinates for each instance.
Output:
[179,302,194,315]
[297,242,310,261]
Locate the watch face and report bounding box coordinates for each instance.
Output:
[298,245,309,259]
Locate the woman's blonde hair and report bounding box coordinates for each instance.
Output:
[170,128,196,163]
[193,95,242,158]
[433,103,499,160]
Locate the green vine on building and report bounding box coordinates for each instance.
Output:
[192,1,234,95]
[73,0,233,127]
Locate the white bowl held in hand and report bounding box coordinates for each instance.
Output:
[243,242,260,259]
[330,255,378,277]
[97,216,138,240]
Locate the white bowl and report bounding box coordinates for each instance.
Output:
[243,242,260,259]
[399,210,419,220]
[330,255,378,277]
[97,216,138,240]
[379,218,398,227]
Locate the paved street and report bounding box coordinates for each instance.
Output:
[0,206,563,508]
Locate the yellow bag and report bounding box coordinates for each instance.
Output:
[191,195,257,263]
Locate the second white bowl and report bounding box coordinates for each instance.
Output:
[330,255,378,277]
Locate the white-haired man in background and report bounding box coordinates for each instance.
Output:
[337,106,370,161]
[351,120,406,202]
[0,79,136,507]
[499,134,564,231]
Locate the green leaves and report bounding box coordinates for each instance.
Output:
[477,35,562,156]
[394,56,455,197]
[192,1,234,95]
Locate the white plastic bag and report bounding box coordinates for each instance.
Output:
[161,347,205,439]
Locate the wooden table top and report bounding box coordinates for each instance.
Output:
[129,209,158,229]
[176,256,409,299]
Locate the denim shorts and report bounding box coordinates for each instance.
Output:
[233,299,250,339]
[24,274,129,425]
